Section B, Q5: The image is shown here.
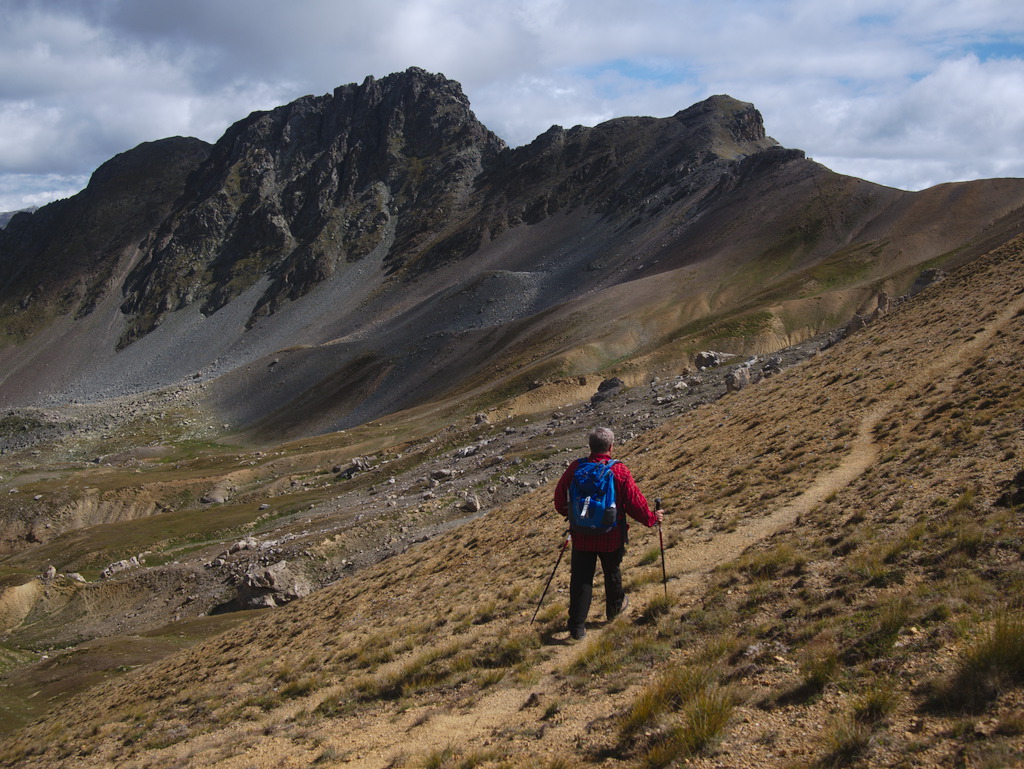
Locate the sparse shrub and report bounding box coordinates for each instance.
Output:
[798,639,840,695]
[881,523,926,563]
[535,600,566,625]
[541,700,561,720]
[423,745,457,769]
[620,664,717,738]
[638,546,661,566]
[281,675,321,699]
[356,642,464,702]
[681,605,737,638]
[626,633,673,669]
[568,624,631,676]
[970,744,1024,769]
[240,691,282,712]
[628,565,669,589]
[846,551,901,588]
[418,745,500,769]
[851,679,901,724]
[472,600,499,624]
[929,611,1024,711]
[471,631,538,669]
[520,759,576,769]
[869,595,911,656]
[637,593,673,625]
[314,745,344,764]
[952,519,987,557]
[738,543,806,581]
[951,489,977,514]
[994,712,1024,736]
[819,715,873,766]
[639,684,734,768]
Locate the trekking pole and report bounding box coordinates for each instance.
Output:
[656,498,668,599]
[532,529,571,623]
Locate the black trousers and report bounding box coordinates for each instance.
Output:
[568,546,625,632]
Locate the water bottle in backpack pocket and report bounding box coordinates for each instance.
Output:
[567,459,619,533]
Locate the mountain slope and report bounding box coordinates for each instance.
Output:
[2,69,1023,439]
[3,229,1021,768]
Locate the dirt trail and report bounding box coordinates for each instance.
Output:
[264,288,1024,769]
[305,407,884,767]
[305,290,1024,769]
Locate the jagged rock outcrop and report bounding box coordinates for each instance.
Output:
[117,68,507,346]
[0,138,210,325]
[104,77,789,351]
[101,557,141,579]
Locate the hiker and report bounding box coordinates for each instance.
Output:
[554,426,663,639]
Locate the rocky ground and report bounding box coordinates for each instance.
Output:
[0,326,834,651]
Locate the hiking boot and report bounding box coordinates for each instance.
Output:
[608,595,629,620]
[570,626,587,640]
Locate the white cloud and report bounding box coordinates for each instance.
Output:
[0,172,88,212]
[1,0,1023,210]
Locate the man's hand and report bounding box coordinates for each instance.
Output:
[654,508,664,524]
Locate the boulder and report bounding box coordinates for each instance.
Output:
[910,268,946,296]
[229,536,258,554]
[844,314,867,336]
[100,557,140,579]
[761,356,783,376]
[591,377,625,405]
[337,456,372,479]
[875,291,892,316]
[725,366,752,393]
[201,483,230,504]
[236,560,312,610]
[695,351,735,370]
[996,469,1024,508]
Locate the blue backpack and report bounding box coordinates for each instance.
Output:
[568,459,619,533]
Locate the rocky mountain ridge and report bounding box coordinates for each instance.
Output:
[4,68,1023,439]
[0,208,37,229]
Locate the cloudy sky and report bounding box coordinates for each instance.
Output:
[2,0,1023,212]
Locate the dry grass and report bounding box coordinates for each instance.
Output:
[2,237,1024,768]
[927,611,1024,712]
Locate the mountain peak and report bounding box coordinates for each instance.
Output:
[2,70,1023,440]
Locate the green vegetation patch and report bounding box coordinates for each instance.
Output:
[1,499,277,574]
[0,635,181,737]
[804,240,886,292]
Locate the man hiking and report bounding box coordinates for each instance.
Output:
[554,426,664,639]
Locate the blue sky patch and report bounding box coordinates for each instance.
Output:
[967,38,1024,62]
[574,58,699,98]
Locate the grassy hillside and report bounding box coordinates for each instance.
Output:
[1,234,1021,767]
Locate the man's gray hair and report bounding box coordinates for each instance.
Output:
[589,426,614,453]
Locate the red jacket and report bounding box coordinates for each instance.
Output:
[554,453,658,552]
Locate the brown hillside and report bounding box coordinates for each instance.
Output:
[3,237,1021,766]
[4,70,1024,442]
